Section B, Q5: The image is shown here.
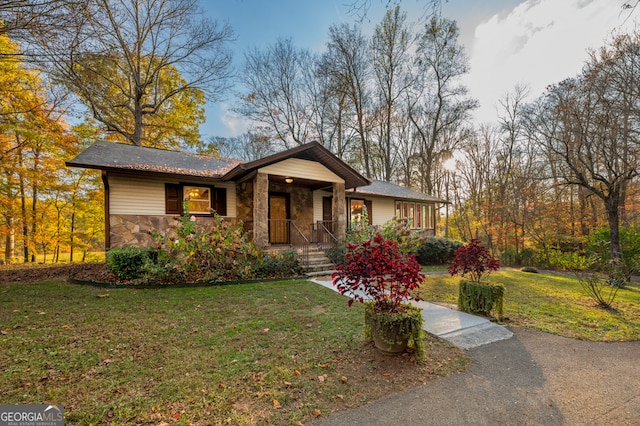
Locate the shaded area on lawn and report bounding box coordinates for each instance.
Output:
[0,279,467,425]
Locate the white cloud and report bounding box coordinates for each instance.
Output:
[465,0,639,124]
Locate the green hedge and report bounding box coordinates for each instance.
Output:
[106,247,157,281]
[458,280,505,320]
[415,237,462,265]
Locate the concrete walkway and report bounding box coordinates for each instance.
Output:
[310,278,513,350]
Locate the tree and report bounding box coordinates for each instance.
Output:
[529,33,640,262]
[12,0,234,147]
[235,38,318,149]
[408,16,477,194]
[321,23,373,177]
[370,6,413,181]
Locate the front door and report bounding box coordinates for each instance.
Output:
[269,193,290,244]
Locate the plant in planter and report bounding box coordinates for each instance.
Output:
[332,233,425,361]
[448,239,504,320]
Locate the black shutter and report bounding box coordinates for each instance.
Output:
[165,183,182,214]
[213,187,227,216]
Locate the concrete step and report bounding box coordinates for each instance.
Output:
[305,263,335,272]
[305,270,336,278]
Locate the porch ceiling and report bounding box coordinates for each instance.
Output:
[268,174,332,191]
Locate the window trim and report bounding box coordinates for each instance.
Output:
[395,200,434,230]
[165,183,227,216]
[183,185,212,214]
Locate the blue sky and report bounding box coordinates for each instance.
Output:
[201,0,637,139]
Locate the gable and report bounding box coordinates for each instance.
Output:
[258,158,344,183]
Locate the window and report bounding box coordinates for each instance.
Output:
[184,186,211,214]
[347,198,372,227]
[165,183,227,216]
[395,200,434,230]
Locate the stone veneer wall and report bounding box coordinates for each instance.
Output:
[235,179,254,238]
[109,214,220,248]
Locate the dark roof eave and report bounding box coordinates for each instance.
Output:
[65,162,225,181]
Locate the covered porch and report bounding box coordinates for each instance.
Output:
[223,142,370,253]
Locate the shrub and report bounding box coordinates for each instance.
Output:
[332,233,423,313]
[546,249,589,271]
[458,280,505,320]
[148,207,299,284]
[333,233,425,361]
[449,240,503,320]
[448,239,500,283]
[325,244,347,265]
[587,226,640,283]
[106,247,157,281]
[253,250,303,278]
[574,264,620,309]
[415,237,463,265]
[500,247,536,267]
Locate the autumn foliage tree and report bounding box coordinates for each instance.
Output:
[0,33,102,263]
[10,0,233,148]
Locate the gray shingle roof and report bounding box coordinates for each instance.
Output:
[66,141,242,178]
[349,180,444,202]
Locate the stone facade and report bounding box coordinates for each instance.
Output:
[109,214,219,248]
[235,179,254,238]
[253,173,269,247]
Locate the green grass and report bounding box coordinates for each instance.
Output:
[418,268,640,342]
[0,279,466,425]
[421,264,449,273]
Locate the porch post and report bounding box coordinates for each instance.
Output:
[253,172,269,247]
[332,182,346,242]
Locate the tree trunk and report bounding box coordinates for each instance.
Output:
[4,216,15,263]
[605,198,621,262]
[70,210,75,262]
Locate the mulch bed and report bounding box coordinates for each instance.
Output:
[0,263,107,285]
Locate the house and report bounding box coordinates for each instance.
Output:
[66,141,444,250]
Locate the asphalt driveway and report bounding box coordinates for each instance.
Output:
[312,327,640,425]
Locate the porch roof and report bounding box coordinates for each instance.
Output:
[222,142,370,189]
[349,180,446,203]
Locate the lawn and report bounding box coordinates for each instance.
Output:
[418,268,640,342]
[0,279,466,425]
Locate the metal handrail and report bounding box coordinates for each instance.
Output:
[316,220,337,251]
[289,221,310,268]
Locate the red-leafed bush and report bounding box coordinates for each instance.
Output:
[332,233,424,313]
[448,239,500,283]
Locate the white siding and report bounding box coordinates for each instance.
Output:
[313,190,332,223]
[109,175,165,215]
[108,174,236,217]
[259,158,344,183]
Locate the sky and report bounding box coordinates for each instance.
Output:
[201,0,639,139]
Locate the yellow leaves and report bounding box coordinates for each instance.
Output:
[272,399,281,409]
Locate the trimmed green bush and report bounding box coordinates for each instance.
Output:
[106,247,157,281]
[415,236,463,265]
[252,250,303,278]
[458,280,505,320]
